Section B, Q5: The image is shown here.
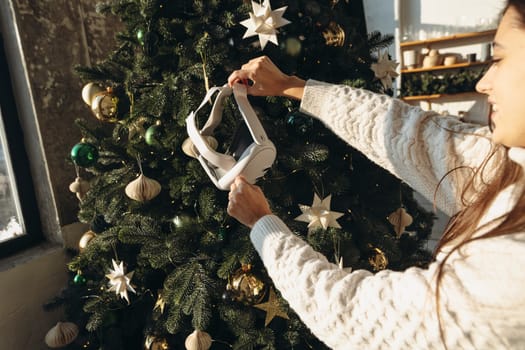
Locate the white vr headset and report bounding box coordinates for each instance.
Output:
[185,83,276,190]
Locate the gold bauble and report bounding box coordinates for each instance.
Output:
[368,247,388,271]
[79,230,96,251]
[184,329,212,350]
[125,173,161,202]
[144,335,169,350]
[227,265,267,305]
[322,22,345,47]
[90,87,119,122]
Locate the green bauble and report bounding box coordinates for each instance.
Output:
[73,273,87,285]
[71,142,98,167]
[145,124,161,146]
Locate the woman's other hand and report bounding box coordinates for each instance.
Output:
[228,56,305,100]
[227,176,272,228]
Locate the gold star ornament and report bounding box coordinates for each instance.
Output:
[153,289,166,314]
[240,0,291,50]
[295,194,344,232]
[254,288,289,326]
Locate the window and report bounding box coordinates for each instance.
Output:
[0,30,42,257]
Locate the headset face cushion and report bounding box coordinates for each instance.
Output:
[229,122,253,160]
[187,84,276,190]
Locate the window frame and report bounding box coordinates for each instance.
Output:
[0,31,43,257]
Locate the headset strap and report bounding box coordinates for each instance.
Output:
[193,85,232,136]
[231,83,270,145]
[186,83,271,170]
[186,85,235,169]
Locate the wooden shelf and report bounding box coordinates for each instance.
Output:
[400,29,496,49]
[401,60,490,73]
[399,30,494,104]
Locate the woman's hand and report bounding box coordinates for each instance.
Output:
[227,176,272,228]
[228,56,306,100]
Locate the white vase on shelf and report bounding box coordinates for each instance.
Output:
[403,50,417,69]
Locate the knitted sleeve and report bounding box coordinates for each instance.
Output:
[299,80,496,215]
[251,215,440,349]
[251,215,525,350]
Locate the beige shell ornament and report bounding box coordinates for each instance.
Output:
[182,136,218,158]
[82,82,104,106]
[184,329,212,350]
[387,207,413,237]
[44,321,79,348]
[79,230,96,251]
[69,176,90,201]
[125,173,161,202]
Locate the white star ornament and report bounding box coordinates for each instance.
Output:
[105,259,137,304]
[371,51,399,89]
[240,0,291,50]
[295,194,344,232]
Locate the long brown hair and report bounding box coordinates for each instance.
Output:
[434,0,525,345]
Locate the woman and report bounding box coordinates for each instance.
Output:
[226,1,525,349]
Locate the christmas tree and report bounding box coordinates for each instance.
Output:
[46,1,435,349]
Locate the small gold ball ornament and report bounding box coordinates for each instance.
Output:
[184,329,212,350]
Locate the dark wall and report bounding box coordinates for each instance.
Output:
[9,0,121,226]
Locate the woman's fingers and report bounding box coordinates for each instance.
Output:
[227,176,271,227]
[228,56,278,95]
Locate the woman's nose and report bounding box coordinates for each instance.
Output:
[476,68,492,94]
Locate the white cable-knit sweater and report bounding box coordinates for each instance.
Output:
[250,80,525,349]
